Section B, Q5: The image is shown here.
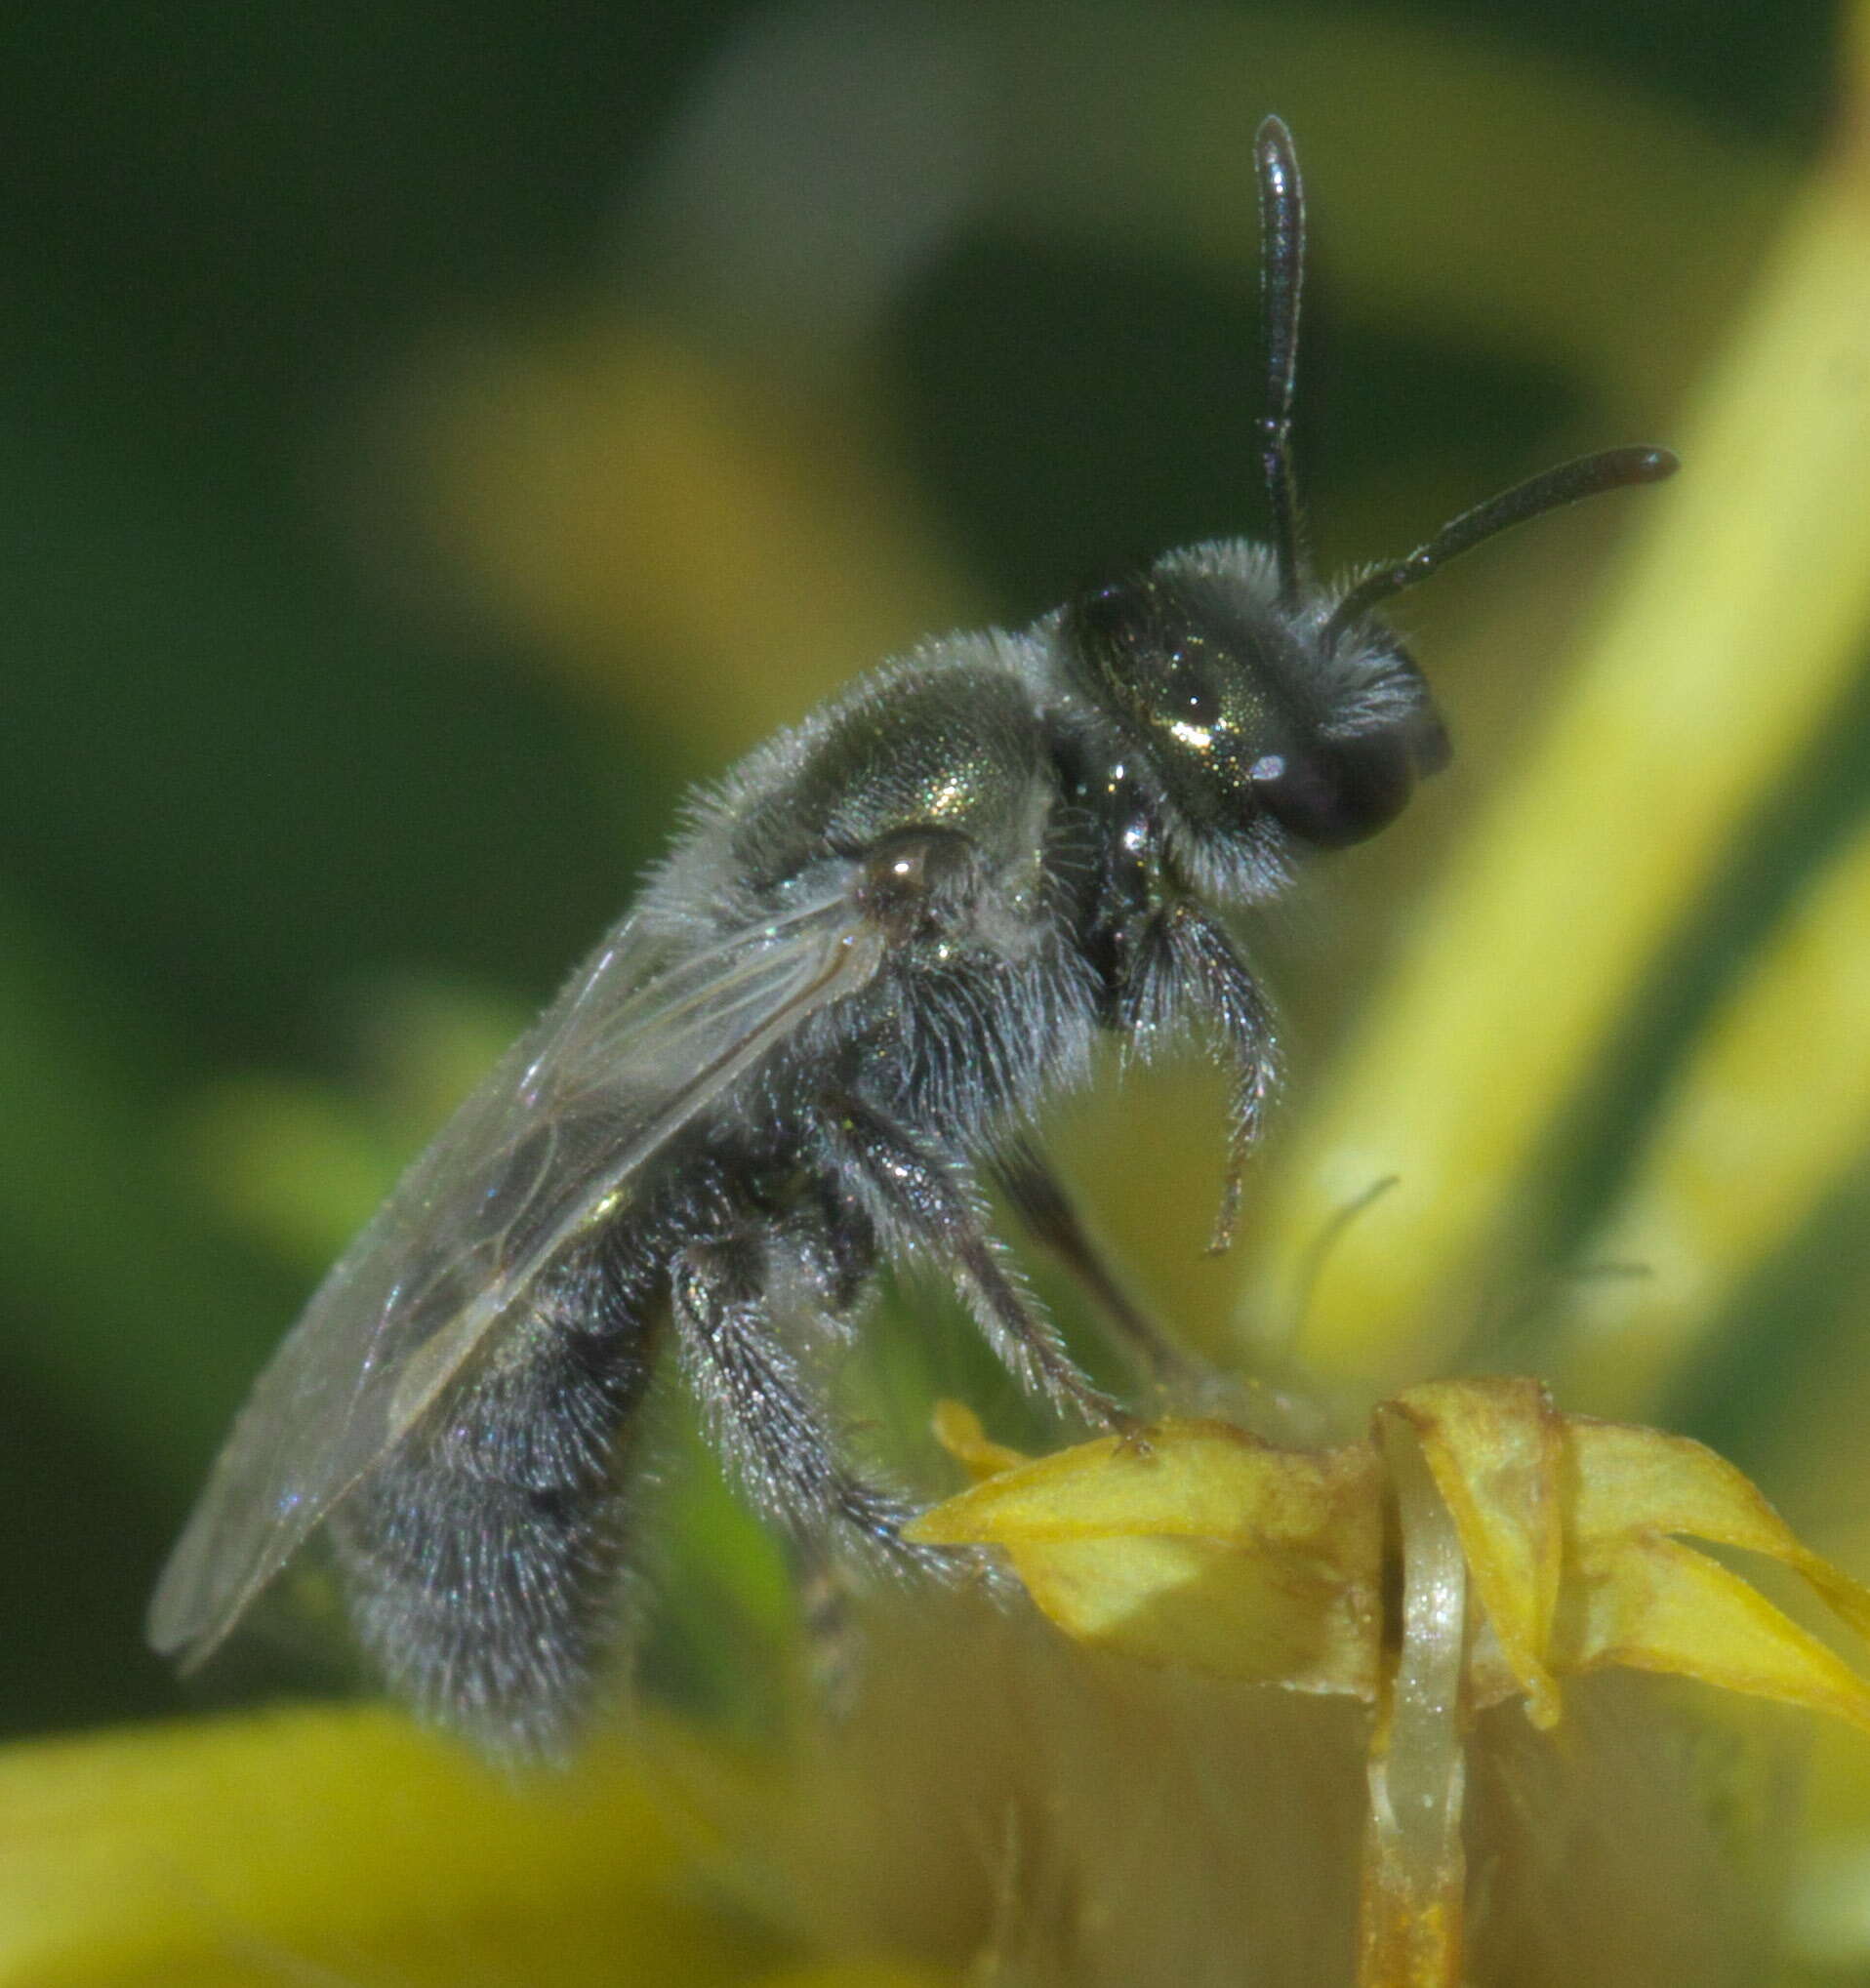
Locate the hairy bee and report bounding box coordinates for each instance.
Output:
[149,118,1675,1757]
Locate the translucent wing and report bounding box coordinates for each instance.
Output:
[148,882,885,1666]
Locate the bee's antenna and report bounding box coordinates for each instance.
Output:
[1323,444,1680,638]
[1255,114,1308,614]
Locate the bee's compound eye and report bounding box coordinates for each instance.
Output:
[1251,733,1415,849]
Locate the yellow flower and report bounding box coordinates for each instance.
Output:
[913,1381,1870,1984]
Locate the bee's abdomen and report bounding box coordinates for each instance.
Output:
[330,1274,658,1761]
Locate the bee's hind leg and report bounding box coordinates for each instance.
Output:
[669,1236,942,1573]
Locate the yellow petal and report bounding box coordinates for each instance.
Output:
[1558,1533,1870,1736]
[913,1415,1381,1693]
[0,1705,777,1988]
[926,1398,1029,1481]
[1565,1417,1870,1644]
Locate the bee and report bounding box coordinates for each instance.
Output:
[148,118,1676,1758]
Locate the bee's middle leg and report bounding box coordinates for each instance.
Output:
[819,1098,1127,1431]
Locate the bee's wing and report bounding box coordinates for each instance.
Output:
[148,883,885,1667]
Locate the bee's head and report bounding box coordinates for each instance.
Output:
[1060,549,1450,857]
[1049,114,1673,887]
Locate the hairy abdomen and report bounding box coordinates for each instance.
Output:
[329,1269,658,1761]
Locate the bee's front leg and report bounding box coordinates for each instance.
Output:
[1118,900,1281,1254]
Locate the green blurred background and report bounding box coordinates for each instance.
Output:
[0,0,1843,1741]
